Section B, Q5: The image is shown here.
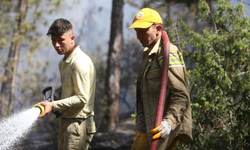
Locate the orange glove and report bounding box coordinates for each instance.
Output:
[151,120,171,140]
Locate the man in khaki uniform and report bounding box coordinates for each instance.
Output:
[38,18,96,150]
[128,8,192,150]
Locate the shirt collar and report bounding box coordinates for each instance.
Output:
[64,45,80,63]
[143,38,162,56]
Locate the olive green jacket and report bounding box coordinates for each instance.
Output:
[136,38,192,149]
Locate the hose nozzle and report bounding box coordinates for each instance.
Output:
[33,104,45,117]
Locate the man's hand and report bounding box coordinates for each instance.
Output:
[151,120,171,140]
[38,102,53,118]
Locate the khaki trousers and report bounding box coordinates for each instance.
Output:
[58,116,96,150]
[131,130,179,150]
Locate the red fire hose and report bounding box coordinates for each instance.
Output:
[150,30,170,150]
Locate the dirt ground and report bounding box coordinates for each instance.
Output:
[90,118,136,150]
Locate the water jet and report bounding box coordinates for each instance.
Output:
[0,105,42,150]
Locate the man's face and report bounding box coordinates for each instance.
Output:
[51,30,75,57]
[135,24,161,48]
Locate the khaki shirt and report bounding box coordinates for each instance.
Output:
[53,46,96,119]
[136,38,192,149]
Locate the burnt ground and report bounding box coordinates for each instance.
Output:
[90,118,136,150]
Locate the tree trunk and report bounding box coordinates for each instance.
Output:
[0,0,27,116]
[166,0,173,27]
[101,0,124,131]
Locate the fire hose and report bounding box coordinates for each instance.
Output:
[150,30,170,150]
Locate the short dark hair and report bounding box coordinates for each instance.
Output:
[46,18,73,36]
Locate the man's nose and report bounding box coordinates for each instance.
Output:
[55,42,60,47]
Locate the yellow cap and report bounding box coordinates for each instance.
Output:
[128,8,162,29]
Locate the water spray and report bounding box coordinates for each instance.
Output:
[0,107,41,150]
[0,86,61,150]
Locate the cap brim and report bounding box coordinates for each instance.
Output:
[128,21,153,30]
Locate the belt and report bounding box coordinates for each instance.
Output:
[61,116,91,124]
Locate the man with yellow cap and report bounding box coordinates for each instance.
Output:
[129,8,192,150]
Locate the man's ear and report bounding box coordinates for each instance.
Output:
[156,25,162,32]
[71,35,75,44]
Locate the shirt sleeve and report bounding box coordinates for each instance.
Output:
[53,60,90,110]
[159,46,190,130]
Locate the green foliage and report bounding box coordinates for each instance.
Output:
[0,0,63,148]
[0,0,63,108]
[0,0,12,47]
[167,0,250,149]
[131,113,136,121]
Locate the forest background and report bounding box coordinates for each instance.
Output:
[0,0,250,150]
